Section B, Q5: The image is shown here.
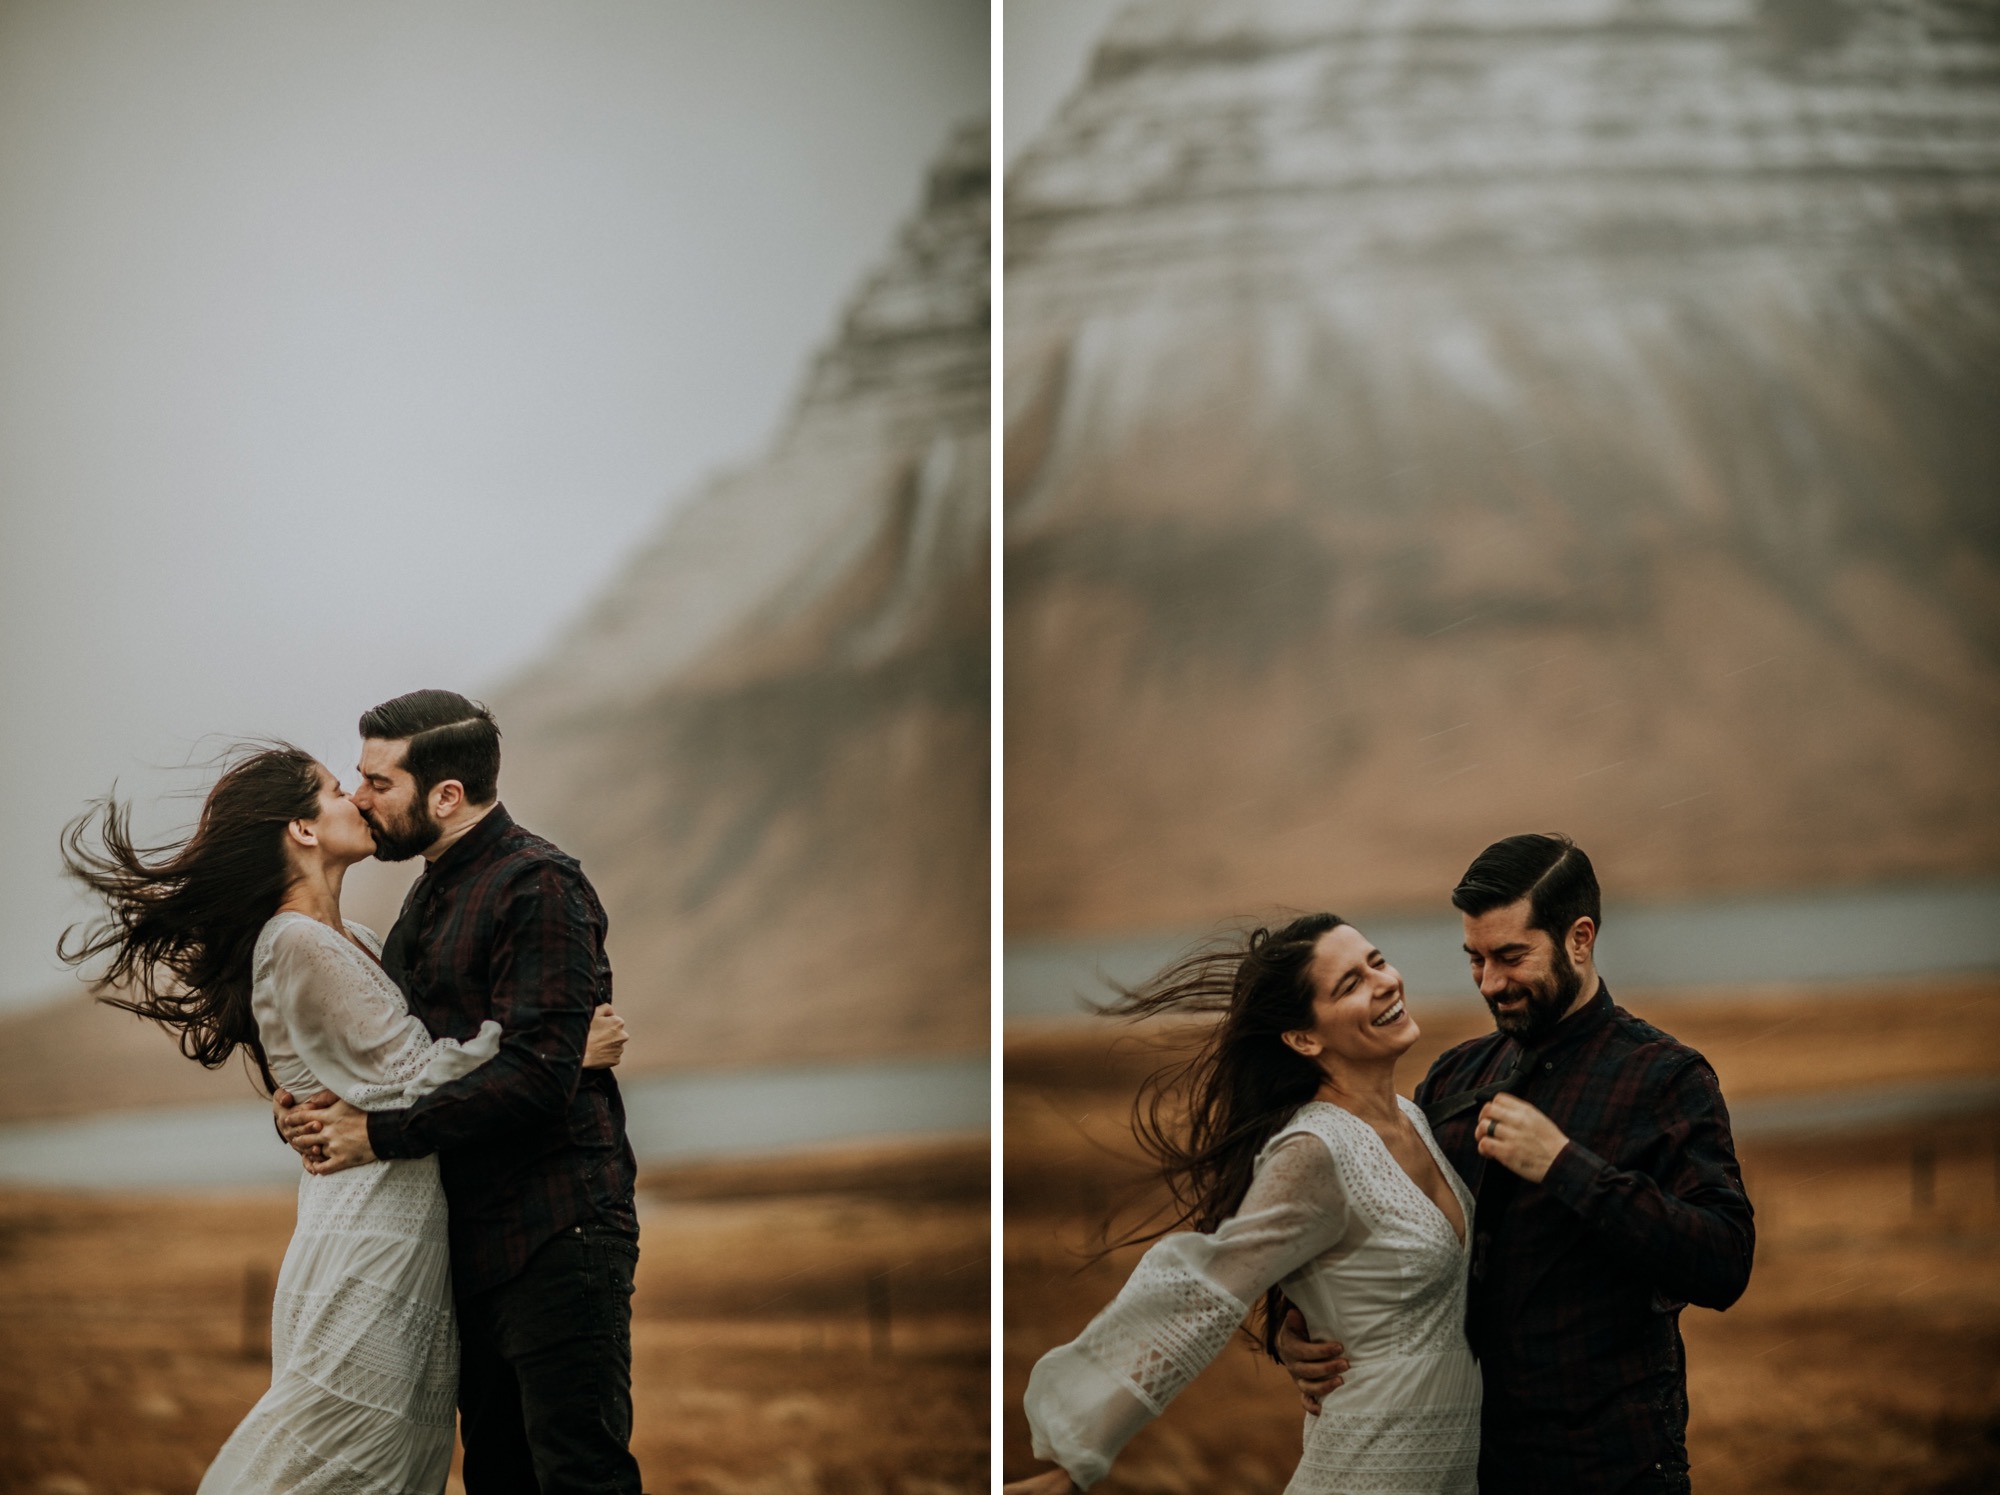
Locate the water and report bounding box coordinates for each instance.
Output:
[618,1055,987,1162]
[1731,1076,2000,1141]
[1006,880,2000,1020]
[0,1052,988,1191]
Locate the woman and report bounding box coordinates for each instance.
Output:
[59,745,624,1495]
[1007,913,1480,1495]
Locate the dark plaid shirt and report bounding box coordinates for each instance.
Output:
[366,804,639,1298]
[1415,982,1753,1493]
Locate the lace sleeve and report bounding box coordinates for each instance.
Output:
[267,919,501,1113]
[1024,1134,1350,1489]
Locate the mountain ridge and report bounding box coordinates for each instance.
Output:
[1003,0,2000,936]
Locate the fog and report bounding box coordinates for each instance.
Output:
[0,0,985,1008]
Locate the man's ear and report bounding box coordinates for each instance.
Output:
[430,779,466,818]
[1281,1029,1322,1059]
[1566,916,1597,964]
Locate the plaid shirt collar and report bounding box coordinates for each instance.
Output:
[1522,978,1613,1062]
[419,801,515,888]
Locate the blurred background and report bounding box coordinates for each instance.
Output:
[0,3,987,1491]
[1001,2,2000,1491]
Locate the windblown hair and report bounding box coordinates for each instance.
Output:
[1450,832,1601,943]
[358,689,500,804]
[57,745,323,1092]
[1100,911,1345,1360]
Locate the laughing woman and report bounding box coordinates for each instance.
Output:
[59,746,622,1495]
[1006,914,1481,1495]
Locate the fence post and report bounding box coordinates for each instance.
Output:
[1911,1140,1936,1213]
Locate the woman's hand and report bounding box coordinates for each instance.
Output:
[1002,1469,1080,1495]
[274,1086,337,1164]
[582,1003,628,1069]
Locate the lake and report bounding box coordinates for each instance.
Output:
[0,1052,988,1190]
[1006,879,2000,1019]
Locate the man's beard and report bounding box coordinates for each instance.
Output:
[1486,940,1585,1044]
[365,801,441,862]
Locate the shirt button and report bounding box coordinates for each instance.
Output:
[1544,1061,1553,1071]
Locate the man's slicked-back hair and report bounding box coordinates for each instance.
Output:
[1451,833,1601,944]
[359,690,501,805]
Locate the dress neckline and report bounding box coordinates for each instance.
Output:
[1298,1099,1471,1252]
[269,909,387,971]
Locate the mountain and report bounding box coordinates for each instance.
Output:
[0,120,988,1119]
[1004,0,2000,937]
[491,118,989,1071]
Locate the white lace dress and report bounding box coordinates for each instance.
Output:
[197,912,502,1495]
[1024,1098,1482,1494]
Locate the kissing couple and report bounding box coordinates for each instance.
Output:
[62,690,644,1495]
[1007,834,1756,1495]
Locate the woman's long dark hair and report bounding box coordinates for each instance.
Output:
[1100,911,1345,1360]
[57,745,323,1094]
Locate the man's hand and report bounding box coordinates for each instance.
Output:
[274,1087,338,1165]
[1476,1092,1570,1185]
[582,1003,627,1070]
[1275,1305,1349,1414]
[1002,1469,1079,1495]
[301,1099,378,1175]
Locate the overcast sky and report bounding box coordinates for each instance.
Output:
[0,0,984,1009]
[1004,0,1124,163]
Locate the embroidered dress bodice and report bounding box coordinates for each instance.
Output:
[1024,1096,1482,1494]
[196,912,499,1495]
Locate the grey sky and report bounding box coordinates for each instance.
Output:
[0,0,985,1008]
[1004,0,1123,163]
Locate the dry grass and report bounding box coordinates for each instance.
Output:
[1003,982,2000,1493]
[0,1138,987,1495]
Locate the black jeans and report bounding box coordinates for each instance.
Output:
[1620,1462,1693,1495]
[457,1224,643,1495]
[1488,1463,1688,1495]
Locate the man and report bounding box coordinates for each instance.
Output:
[1279,833,1754,1493]
[277,689,642,1495]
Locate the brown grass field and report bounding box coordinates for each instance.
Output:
[1005,981,2000,1493]
[0,1137,987,1495]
